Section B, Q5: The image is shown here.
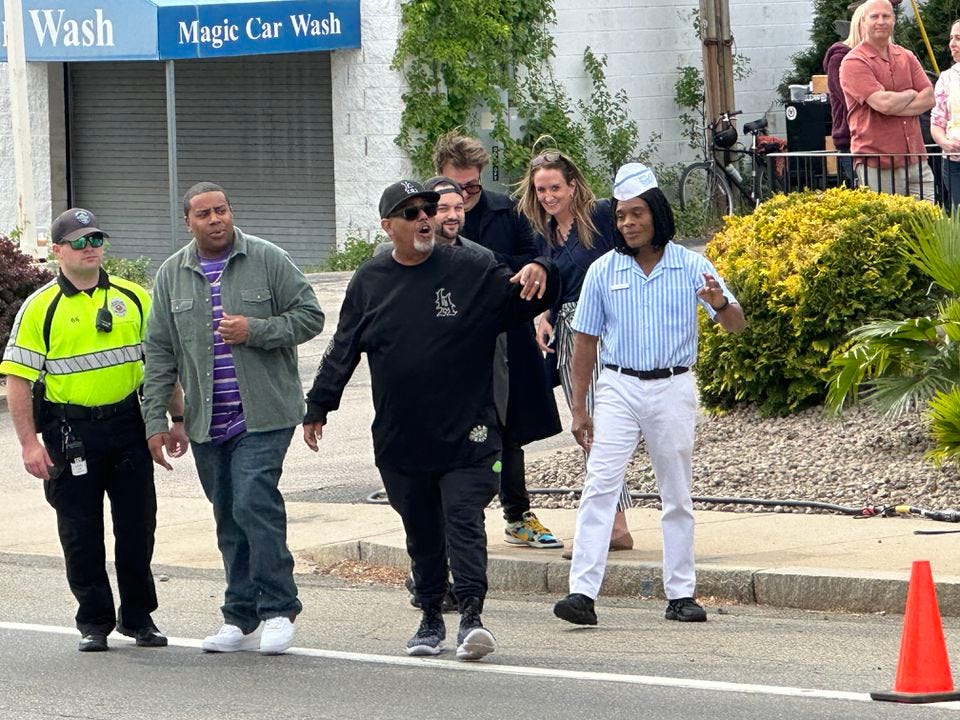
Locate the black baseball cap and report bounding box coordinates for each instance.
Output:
[51,208,109,245]
[423,176,464,196]
[379,180,440,219]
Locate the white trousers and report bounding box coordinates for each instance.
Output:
[569,369,698,600]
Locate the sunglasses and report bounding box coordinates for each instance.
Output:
[531,151,565,169]
[460,182,482,196]
[391,203,438,221]
[58,234,105,250]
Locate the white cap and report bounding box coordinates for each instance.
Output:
[612,163,658,200]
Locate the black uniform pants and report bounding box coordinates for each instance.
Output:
[498,426,529,523]
[41,407,158,635]
[380,454,499,609]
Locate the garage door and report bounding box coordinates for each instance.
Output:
[68,52,335,269]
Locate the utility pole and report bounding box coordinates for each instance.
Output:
[700,0,736,127]
[3,0,39,258]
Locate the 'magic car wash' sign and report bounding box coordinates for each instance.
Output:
[159,1,360,58]
[0,0,360,62]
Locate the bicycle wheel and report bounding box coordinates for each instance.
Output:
[679,162,734,233]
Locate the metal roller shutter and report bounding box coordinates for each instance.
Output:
[68,52,335,268]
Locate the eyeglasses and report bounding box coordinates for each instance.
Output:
[58,234,105,250]
[391,203,439,221]
[460,182,482,196]
[530,151,565,169]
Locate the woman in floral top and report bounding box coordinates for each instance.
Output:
[931,19,960,211]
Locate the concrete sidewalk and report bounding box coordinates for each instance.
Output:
[3,477,960,616]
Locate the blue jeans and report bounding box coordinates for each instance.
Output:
[943,159,960,212]
[192,427,300,631]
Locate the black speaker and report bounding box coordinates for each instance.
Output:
[785,100,832,189]
[785,100,831,150]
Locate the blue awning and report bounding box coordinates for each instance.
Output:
[0,0,361,62]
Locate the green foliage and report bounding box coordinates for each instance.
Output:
[0,233,54,355]
[102,254,152,288]
[324,229,385,271]
[391,0,556,175]
[697,187,941,416]
[778,0,855,101]
[896,0,960,74]
[392,2,651,194]
[675,65,706,155]
[825,213,960,465]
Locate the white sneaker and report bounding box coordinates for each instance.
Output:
[201,623,262,653]
[260,617,296,655]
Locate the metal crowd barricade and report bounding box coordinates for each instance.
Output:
[763,145,948,209]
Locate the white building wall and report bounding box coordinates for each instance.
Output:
[331,0,410,246]
[0,62,55,238]
[550,0,816,167]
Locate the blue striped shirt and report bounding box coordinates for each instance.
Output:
[571,243,737,370]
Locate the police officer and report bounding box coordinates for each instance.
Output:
[0,208,185,652]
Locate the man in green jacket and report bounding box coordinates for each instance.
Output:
[142,182,325,655]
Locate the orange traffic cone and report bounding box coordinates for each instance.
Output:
[872,560,960,703]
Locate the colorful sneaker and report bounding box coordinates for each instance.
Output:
[406,606,445,656]
[504,511,564,549]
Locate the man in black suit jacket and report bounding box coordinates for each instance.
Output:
[433,131,564,550]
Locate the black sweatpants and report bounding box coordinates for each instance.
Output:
[380,454,500,609]
[41,406,159,635]
[497,426,529,523]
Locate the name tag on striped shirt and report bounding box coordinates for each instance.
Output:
[611,282,630,290]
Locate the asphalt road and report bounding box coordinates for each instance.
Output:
[2,555,960,719]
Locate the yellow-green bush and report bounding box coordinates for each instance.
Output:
[698,187,942,416]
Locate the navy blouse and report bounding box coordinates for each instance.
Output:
[537,198,617,322]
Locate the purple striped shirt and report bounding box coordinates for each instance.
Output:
[199,254,246,444]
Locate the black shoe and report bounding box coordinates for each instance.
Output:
[78,632,109,652]
[665,597,707,622]
[553,593,598,626]
[117,623,169,647]
[405,574,458,613]
[456,597,495,661]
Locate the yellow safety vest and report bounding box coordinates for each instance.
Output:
[0,270,151,406]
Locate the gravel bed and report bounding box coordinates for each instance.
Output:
[521,404,960,516]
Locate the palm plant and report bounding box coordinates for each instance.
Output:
[826,213,960,464]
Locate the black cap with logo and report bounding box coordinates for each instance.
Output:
[51,208,109,245]
[379,180,440,219]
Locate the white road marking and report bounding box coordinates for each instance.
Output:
[3,620,959,708]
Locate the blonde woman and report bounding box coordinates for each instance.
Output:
[932,19,960,210]
[823,2,866,185]
[515,150,633,554]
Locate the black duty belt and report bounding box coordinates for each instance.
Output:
[44,392,139,421]
[604,364,689,380]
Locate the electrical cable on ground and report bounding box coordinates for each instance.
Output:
[365,487,960,527]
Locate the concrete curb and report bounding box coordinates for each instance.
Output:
[300,540,960,616]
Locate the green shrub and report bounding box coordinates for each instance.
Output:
[324,229,384,271]
[697,187,942,416]
[102,255,152,288]
[0,234,55,355]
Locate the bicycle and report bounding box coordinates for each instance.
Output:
[678,110,783,230]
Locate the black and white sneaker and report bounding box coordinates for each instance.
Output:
[405,607,445,656]
[455,597,495,661]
